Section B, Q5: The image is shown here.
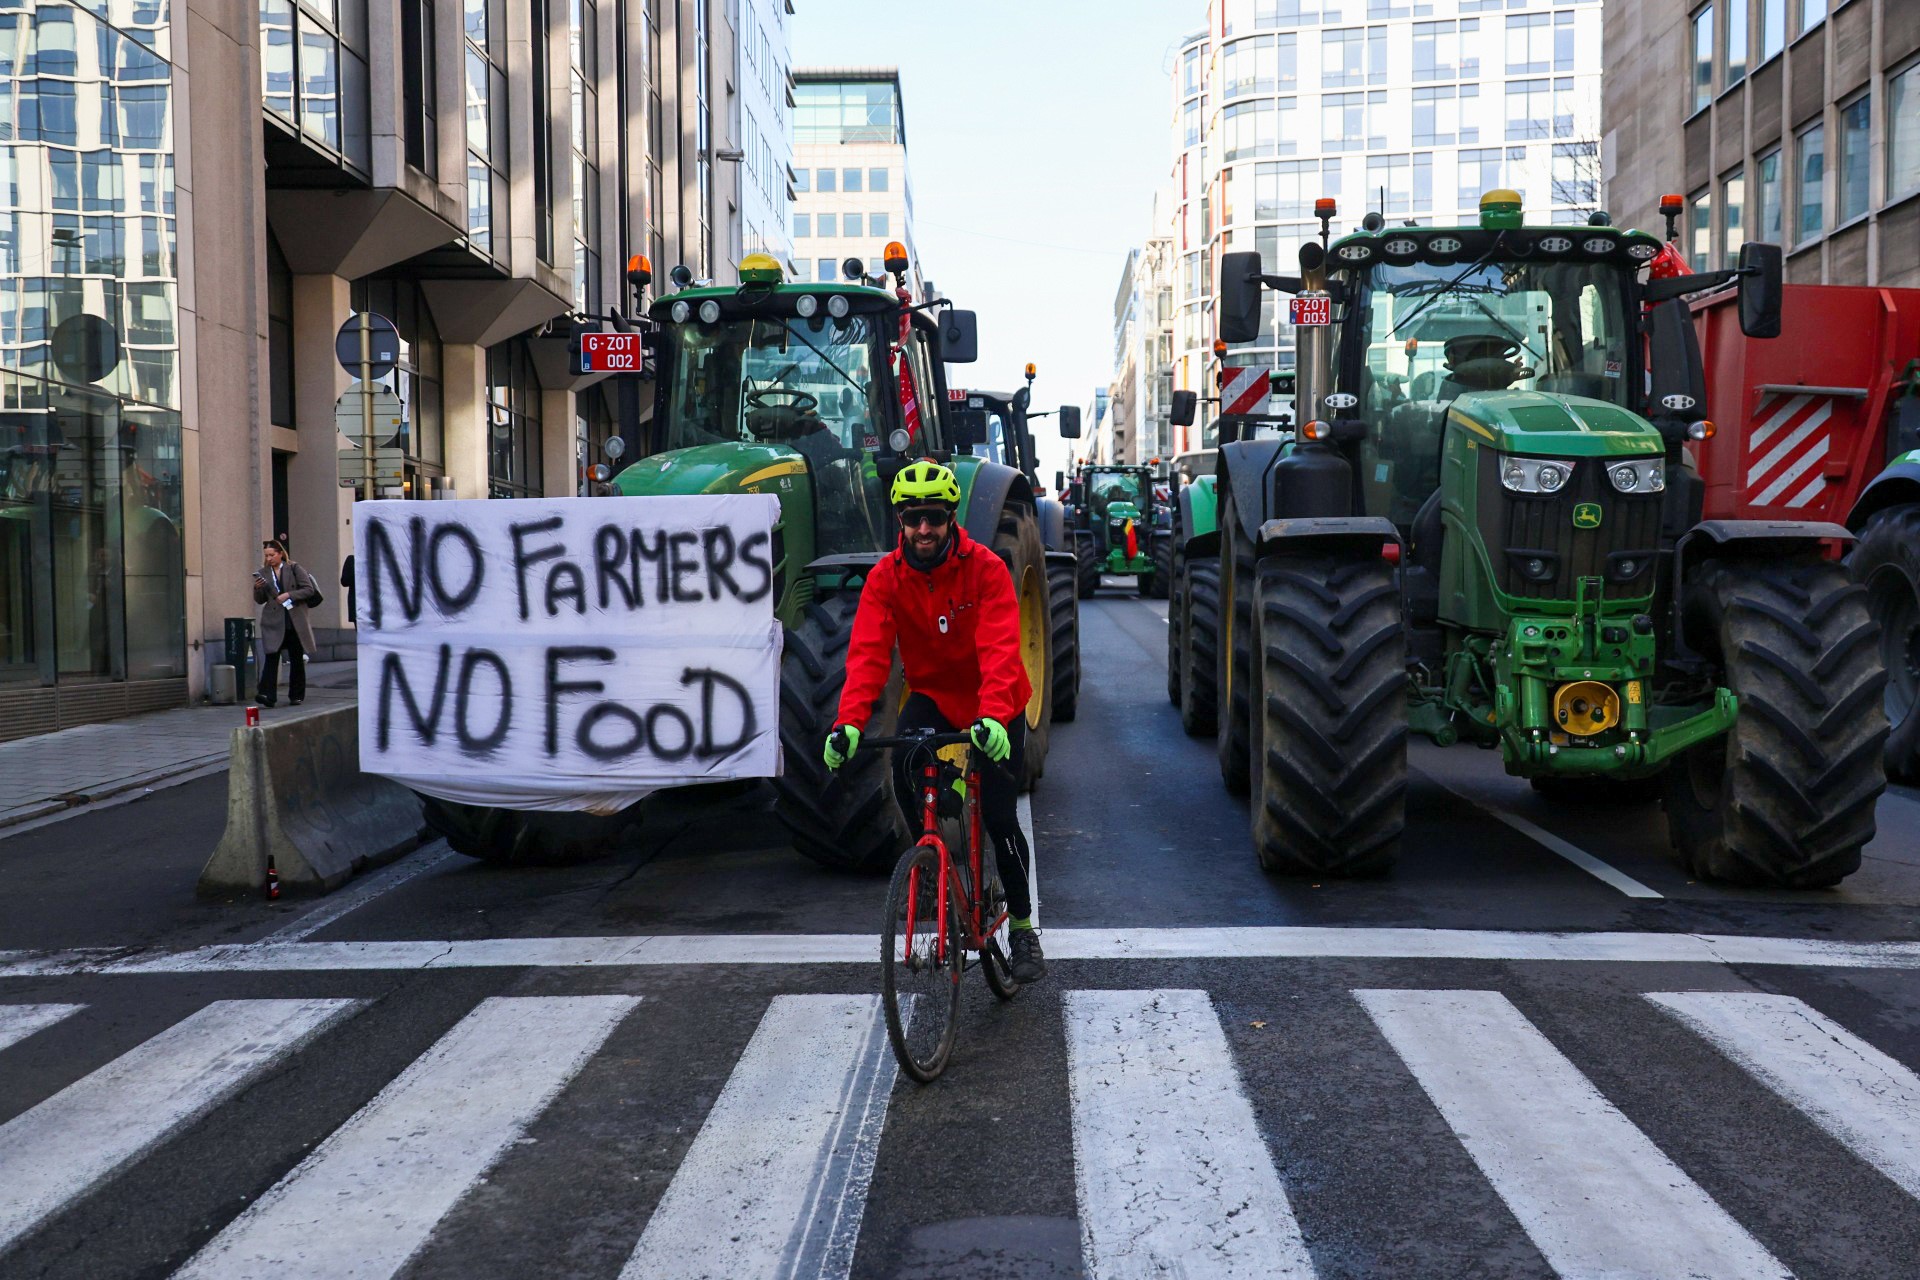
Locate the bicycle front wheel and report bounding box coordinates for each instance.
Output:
[881,842,962,1082]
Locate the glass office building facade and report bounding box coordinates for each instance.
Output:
[0,0,185,721]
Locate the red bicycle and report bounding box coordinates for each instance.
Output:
[865,728,1022,1081]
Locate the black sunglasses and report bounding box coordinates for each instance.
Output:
[898,507,953,529]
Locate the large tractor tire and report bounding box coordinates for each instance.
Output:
[996,506,1055,792]
[1852,503,1920,783]
[1146,536,1173,600]
[773,595,909,873]
[423,798,642,866]
[1166,548,1185,707]
[1179,557,1220,736]
[1074,532,1101,598]
[1214,493,1257,794]
[1250,555,1407,876]
[1664,558,1888,888]
[1048,557,1081,724]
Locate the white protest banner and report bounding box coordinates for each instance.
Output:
[354,495,781,811]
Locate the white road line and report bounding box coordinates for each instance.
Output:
[620,993,898,1280]
[0,998,360,1251]
[266,842,461,942]
[1356,989,1790,1280]
[6,927,1920,974]
[175,995,637,1280]
[0,1003,84,1053]
[1650,991,1920,1200]
[1064,988,1314,1278]
[1425,775,1662,898]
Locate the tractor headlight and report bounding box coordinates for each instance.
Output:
[1500,457,1574,494]
[670,300,691,323]
[827,294,850,318]
[1607,459,1665,493]
[794,294,819,318]
[698,300,722,324]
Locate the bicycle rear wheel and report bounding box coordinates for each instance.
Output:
[977,864,1021,1002]
[881,843,962,1082]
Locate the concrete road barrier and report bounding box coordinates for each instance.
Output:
[200,706,424,896]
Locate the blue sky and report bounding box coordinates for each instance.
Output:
[792,1,1199,478]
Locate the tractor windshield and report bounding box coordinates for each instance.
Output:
[657,308,893,555]
[658,311,891,453]
[1090,470,1146,518]
[1347,256,1633,525]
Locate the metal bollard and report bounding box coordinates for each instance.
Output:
[209,664,237,705]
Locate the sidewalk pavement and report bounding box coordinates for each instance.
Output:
[0,661,360,832]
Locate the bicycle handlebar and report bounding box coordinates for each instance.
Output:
[858,730,974,751]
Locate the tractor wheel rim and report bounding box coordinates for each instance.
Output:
[1019,562,1045,728]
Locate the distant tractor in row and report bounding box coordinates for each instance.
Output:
[1061,460,1173,599]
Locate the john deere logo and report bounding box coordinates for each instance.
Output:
[1572,503,1603,529]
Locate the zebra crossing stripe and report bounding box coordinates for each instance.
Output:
[1064,989,1315,1278]
[1650,991,1920,1201]
[0,998,360,1252]
[0,1003,83,1053]
[174,995,637,1279]
[1356,989,1791,1280]
[620,994,898,1280]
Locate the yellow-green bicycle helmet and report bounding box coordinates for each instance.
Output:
[889,458,961,507]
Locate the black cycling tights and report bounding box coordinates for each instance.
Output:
[891,693,1033,920]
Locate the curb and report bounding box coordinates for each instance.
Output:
[0,753,228,832]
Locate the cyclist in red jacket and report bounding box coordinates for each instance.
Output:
[824,459,1045,982]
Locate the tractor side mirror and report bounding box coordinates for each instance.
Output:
[1738,242,1783,339]
[1170,389,1197,426]
[949,408,987,448]
[1647,298,1706,435]
[1218,251,1264,345]
[1058,406,1082,438]
[1054,469,1065,492]
[937,309,979,363]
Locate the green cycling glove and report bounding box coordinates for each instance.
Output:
[824,724,860,770]
[970,717,1011,762]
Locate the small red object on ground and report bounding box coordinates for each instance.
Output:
[245,706,260,727]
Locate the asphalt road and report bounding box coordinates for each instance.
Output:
[3,589,1920,1278]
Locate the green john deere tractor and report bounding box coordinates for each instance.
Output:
[1179,189,1886,887]
[423,251,1068,870]
[1064,463,1171,599]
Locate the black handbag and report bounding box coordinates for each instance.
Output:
[295,563,324,610]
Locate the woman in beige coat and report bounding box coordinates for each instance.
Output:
[253,538,320,706]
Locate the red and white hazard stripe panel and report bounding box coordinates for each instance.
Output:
[1221,366,1270,416]
[1743,391,1836,510]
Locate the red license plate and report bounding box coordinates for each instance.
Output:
[580,331,642,372]
[1289,296,1332,327]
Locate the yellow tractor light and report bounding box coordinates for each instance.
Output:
[1480,188,1524,230]
[738,252,784,284]
[1553,681,1621,737]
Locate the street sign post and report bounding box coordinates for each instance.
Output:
[334,312,402,498]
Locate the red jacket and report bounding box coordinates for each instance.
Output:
[836,526,1033,731]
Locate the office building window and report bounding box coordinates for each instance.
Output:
[793,213,810,237]
[815,212,836,237]
[401,0,437,174]
[1552,142,1598,207]
[262,0,370,172]
[869,167,888,192]
[870,211,889,236]
[465,0,509,259]
[1459,148,1511,208]
[1722,169,1745,263]
[1506,79,1551,140]
[1222,34,1295,99]
[569,0,600,311]
[1507,13,1550,74]
[486,339,542,499]
[268,235,294,429]
[1892,60,1920,200]
[1837,94,1870,223]
[841,213,861,237]
[1692,5,1713,113]
[1322,92,1380,151]
[1725,0,1747,85]
[794,80,900,145]
[1796,122,1823,241]
[843,167,862,193]
[817,257,837,283]
[793,168,809,192]
[1756,147,1782,241]
[1226,99,1291,160]
[790,259,810,282]
[1254,159,1338,219]
[1689,188,1712,270]
[1797,0,1824,35]
[1759,0,1782,61]
[1322,27,1383,88]
[1412,19,1479,81]
[1414,85,1479,146]
[816,167,835,192]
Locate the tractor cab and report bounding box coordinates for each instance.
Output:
[622,250,980,572]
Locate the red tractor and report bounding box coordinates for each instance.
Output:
[1689,283,1920,780]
